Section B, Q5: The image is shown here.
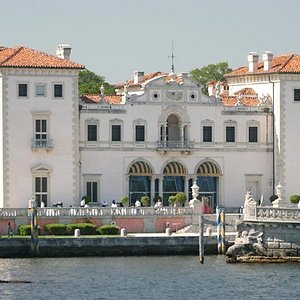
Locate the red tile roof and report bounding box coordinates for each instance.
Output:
[234,88,257,96]
[115,71,168,87]
[225,54,300,77]
[81,94,122,104]
[222,88,260,106]
[0,46,84,69]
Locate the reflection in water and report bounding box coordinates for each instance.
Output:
[0,256,299,300]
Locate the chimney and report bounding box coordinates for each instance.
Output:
[133,71,145,84]
[262,51,273,71]
[56,44,71,60]
[247,52,259,72]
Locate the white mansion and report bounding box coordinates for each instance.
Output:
[1,45,299,210]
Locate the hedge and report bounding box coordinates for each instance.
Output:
[19,225,41,236]
[45,223,70,235]
[96,225,120,235]
[67,223,96,235]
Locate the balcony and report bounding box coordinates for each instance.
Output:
[156,140,194,154]
[32,139,53,151]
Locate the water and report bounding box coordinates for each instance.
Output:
[0,256,299,300]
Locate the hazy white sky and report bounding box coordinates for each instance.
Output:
[1,0,300,83]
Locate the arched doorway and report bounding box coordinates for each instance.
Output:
[167,114,180,143]
[196,161,221,213]
[128,161,152,206]
[163,161,187,206]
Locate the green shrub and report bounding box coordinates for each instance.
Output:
[96,225,120,235]
[45,223,69,235]
[67,223,96,235]
[141,196,150,206]
[19,225,41,236]
[121,195,129,207]
[81,195,91,204]
[168,195,177,204]
[269,195,278,202]
[176,192,187,204]
[290,194,300,204]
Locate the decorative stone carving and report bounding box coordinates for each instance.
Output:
[225,229,267,261]
[259,93,272,107]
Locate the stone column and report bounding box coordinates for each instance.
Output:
[179,123,184,147]
[184,177,189,205]
[150,177,155,206]
[163,125,167,147]
[158,175,163,200]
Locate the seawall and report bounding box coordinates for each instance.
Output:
[0,236,223,258]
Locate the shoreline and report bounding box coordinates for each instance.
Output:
[227,255,300,263]
[0,235,222,258]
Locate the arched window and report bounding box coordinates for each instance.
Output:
[196,161,221,212]
[128,161,152,206]
[163,161,187,205]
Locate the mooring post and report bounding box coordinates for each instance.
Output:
[216,206,226,254]
[199,213,204,264]
[30,199,39,256]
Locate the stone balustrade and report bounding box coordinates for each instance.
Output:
[0,206,194,219]
[244,204,300,223]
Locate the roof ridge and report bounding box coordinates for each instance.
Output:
[1,46,24,65]
[278,54,294,72]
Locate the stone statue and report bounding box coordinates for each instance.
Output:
[259,194,266,206]
[225,229,267,262]
[259,93,272,107]
[244,190,256,205]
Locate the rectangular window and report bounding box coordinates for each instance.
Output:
[54,84,63,98]
[36,84,46,96]
[35,119,47,146]
[249,127,258,142]
[18,83,28,97]
[226,126,235,142]
[87,124,97,141]
[203,126,212,142]
[87,181,98,202]
[294,89,300,101]
[112,125,121,141]
[135,125,145,142]
[35,176,48,206]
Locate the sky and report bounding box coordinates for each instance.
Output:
[1,0,300,83]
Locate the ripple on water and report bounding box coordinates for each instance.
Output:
[0,256,299,300]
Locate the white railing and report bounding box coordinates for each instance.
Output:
[0,206,194,218]
[244,204,300,223]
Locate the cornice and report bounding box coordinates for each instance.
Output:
[0,67,79,77]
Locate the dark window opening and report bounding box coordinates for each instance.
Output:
[112,125,121,141]
[54,84,63,98]
[203,126,212,142]
[226,126,235,142]
[135,125,145,142]
[87,124,97,141]
[249,126,258,142]
[294,89,300,101]
[19,84,28,97]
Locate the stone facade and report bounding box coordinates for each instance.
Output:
[2,45,300,212]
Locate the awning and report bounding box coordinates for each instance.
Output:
[197,161,220,176]
[163,161,186,175]
[129,161,152,175]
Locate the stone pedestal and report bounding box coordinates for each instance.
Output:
[272,182,289,208]
[120,228,127,237]
[74,229,80,238]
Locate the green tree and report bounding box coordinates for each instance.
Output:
[190,62,232,95]
[79,69,115,95]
